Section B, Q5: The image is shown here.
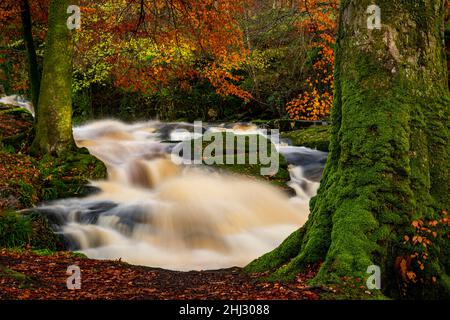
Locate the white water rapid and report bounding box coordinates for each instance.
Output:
[34,120,328,271]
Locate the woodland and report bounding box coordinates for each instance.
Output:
[0,0,449,301]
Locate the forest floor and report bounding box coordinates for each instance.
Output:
[0,248,328,300]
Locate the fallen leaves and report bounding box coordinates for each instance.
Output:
[0,249,321,300]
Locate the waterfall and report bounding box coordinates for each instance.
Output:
[33,120,327,271]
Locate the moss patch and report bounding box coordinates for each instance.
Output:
[0,149,106,211]
[187,132,293,190]
[318,277,388,300]
[244,228,306,274]
[37,148,106,201]
[281,126,331,151]
[0,266,31,284]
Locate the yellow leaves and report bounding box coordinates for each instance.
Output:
[286,82,333,121]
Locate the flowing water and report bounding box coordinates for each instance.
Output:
[0,95,35,116]
[33,120,328,271]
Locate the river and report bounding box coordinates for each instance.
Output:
[32,119,327,271]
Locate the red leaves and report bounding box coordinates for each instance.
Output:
[0,249,321,300]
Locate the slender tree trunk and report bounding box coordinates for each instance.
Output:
[31,0,76,155]
[246,0,450,298]
[20,0,41,111]
[446,7,450,87]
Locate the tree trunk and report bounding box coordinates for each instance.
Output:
[31,0,76,155]
[246,0,450,299]
[20,0,41,111]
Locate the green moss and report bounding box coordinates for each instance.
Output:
[213,158,291,190]
[28,213,61,251]
[31,248,56,256]
[246,0,450,299]
[281,126,331,151]
[8,180,37,208]
[37,148,106,201]
[31,0,75,156]
[70,252,88,259]
[0,265,38,289]
[319,280,388,300]
[189,133,292,189]
[244,228,305,274]
[0,266,28,282]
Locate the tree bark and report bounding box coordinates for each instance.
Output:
[246,0,450,298]
[31,0,76,155]
[20,0,41,111]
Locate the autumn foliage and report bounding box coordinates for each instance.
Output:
[0,0,343,120]
[397,210,450,295]
[73,0,252,100]
[286,0,337,121]
[0,0,48,92]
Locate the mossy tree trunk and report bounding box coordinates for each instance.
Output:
[246,0,449,298]
[20,0,41,110]
[31,0,76,155]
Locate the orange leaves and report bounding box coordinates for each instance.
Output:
[286,82,333,121]
[285,0,337,121]
[81,0,250,99]
[395,256,417,283]
[406,271,417,281]
[411,220,420,228]
[0,0,20,25]
[205,67,252,101]
[399,210,450,287]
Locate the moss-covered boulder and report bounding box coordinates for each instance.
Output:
[185,132,292,191]
[37,148,106,201]
[281,126,331,152]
